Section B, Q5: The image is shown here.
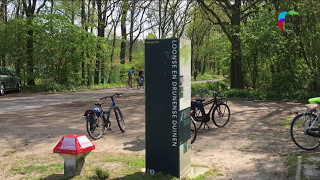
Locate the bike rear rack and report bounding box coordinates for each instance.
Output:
[202,99,215,107]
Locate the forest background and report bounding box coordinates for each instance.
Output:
[0,0,319,100]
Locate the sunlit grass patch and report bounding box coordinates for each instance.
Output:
[280,114,295,127]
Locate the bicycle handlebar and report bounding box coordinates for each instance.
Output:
[100,93,123,100]
[213,91,221,97]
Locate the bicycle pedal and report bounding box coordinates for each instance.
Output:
[204,124,211,131]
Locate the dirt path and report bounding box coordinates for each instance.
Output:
[0,95,317,179]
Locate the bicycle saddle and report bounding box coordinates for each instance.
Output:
[94,103,103,107]
[195,99,205,102]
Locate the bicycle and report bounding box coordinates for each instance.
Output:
[190,115,197,144]
[137,76,144,89]
[290,97,320,150]
[84,93,125,140]
[190,91,231,144]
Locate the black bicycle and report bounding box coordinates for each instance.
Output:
[190,91,231,144]
[137,76,144,89]
[84,93,125,140]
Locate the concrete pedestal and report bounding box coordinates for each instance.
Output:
[59,152,90,177]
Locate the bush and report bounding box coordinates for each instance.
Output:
[21,82,126,93]
[192,81,320,101]
[95,167,109,180]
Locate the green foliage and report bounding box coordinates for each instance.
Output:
[146,31,157,39]
[22,82,126,93]
[95,167,110,180]
[193,72,223,81]
[186,1,320,97]
[192,82,320,101]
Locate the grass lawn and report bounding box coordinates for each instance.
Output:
[4,152,221,180]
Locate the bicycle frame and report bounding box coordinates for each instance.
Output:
[104,98,117,120]
[193,95,224,123]
[299,109,320,137]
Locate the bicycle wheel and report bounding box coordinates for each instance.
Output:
[114,107,125,132]
[194,108,204,130]
[290,113,320,150]
[86,114,105,140]
[191,117,197,144]
[137,82,141,89]
[212,103,230,127]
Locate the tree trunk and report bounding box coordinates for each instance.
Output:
[50,0,54,14]
[26,17,35,85]
[0,0,7,67]
[252,49,258,89]
[71,0,75,24]
[95,0,106,84]
[128,42,133,62]
[201,59,205,75]
[128,1,135,62]
[81,0,86,85]
[120,0,128,64]
[230,0,243,89]
[109,23,117,83]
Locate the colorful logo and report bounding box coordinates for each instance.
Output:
[277,10,299,30]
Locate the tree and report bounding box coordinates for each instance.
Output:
[149,0,194,38]
[197,0,262,89]
[22,0,47,85]
[120,0,128,64]
[0,0,8,67]
[127,0,152,62]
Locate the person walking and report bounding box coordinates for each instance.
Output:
[194,70,198,81]
[128,67,135,88]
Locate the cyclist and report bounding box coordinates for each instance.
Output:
[138,67,143,79]
[128,67,135,88]
[137,67,144,86]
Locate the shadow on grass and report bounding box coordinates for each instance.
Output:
[113,172,176,180]
[123,135,145,151]
[42,174,71,180]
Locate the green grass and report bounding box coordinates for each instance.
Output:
[10,163,63,175]
[4,152,219,180]
[94,167,110,180]
[280,114,295,127]
[102,154,145,176]
[191,164,209,168]
[286,154,308,180]
[191,169,222,180]
[286,155,298,179]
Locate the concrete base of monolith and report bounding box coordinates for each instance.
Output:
[59,152,90,177]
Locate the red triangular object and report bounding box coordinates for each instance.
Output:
[277,21,283,30]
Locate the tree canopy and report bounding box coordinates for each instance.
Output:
[0,0,319,96]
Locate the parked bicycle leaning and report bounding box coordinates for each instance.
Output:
[190,91,231,144]
[84,93,125,140]
[137,67,144,89]
[291,97,320,150]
